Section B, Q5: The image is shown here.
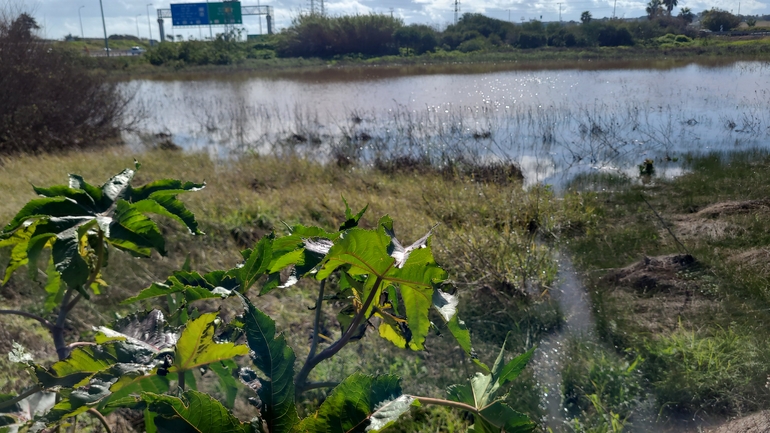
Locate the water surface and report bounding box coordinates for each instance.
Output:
[126,60,770,187]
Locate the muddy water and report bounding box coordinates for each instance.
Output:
[125,60,770,188]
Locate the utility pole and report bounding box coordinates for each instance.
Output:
[557,2,563,22]
[613,0,617,18]
[146,3,153,45]
[320,0,324,16]
[136,14,142,39]
[78,6,85,39]
[389,7,394,18]
[206,0,212,39]
[98,0,109,56]
[453,0,460,24]
[508,9,510,22]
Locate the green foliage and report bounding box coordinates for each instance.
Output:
[1,166,203,298]
[702,9,741,32]
[646,326,765,413]
[298,373,414,432]
[143,390,255,433]
[276,14,403,58]
[393,24,438,55]
[0,166,536,432]
[562,340,643,421]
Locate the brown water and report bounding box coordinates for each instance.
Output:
[125,60,770,187]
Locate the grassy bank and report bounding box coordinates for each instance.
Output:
[565,150,770,425]
[0,147,598,430]
[82,36,770,79]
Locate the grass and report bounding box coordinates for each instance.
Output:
[565,149,770,419]
[0,146,599,430]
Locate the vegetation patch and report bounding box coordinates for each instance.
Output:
[568,150,770,418]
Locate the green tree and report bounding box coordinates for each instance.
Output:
[646,0,663,20]
[678,7,695,24]
[701,8,741,31]
[663,0,678,16]
[581,11,592,24]
[746,17,757,27]
[393,24,438,55]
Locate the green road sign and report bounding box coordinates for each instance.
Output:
[208,1,242,25]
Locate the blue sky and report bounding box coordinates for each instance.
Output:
[25,0,764,41]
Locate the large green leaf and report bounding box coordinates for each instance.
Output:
[123,270,240,304]
[0,166,203,293]
[239,294,299,433]
[142,390,254,433]
[314,222,446,351]
[171,312,249,374]
[297,373,414,433]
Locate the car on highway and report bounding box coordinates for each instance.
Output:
[130,46,146,55]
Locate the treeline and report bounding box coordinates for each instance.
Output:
[145,8,753,66]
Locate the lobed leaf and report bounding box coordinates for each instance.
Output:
[239,294,299,433]
[142,390,254,433]
[297,373,410,433]
[171,312,249,374]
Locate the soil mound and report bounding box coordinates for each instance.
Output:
[706,411,770,433]
[601,254,718,334]
[695,199,770,218]
[604,254,697,295]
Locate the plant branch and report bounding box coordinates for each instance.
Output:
[640,193,691,256]
[0,386,44,410]
[306,279,326,363]
[178,371,186,392]
[301,381,340,392]
[67,342,97,349]
[412,396,479,414]
[296,275,383,396]
[87,408,112,433]
[0,310,53,330]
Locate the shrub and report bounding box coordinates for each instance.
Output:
[276,13,402,58]
[701,9,741,32]
[0,11,129,154]
[597,25,635,46]
[394,24,438,55]
[517,31,546,49]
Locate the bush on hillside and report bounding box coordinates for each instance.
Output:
[0,11,129,154]
[276,13,402,58]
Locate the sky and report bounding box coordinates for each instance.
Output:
[20,0,767,41]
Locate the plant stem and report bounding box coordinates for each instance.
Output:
[53,231,106,361]
[412,396,479,414]
[0,310,54,330]
[0,385,43,410]
[53,288,74,361]
[306,279,326,362]
[67,342,97,349]
[296,275,383,397]
[178,371,186,392]
[301,381,339,391]
[87,408,112,433]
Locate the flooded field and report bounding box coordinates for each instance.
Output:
[126,60,770,187]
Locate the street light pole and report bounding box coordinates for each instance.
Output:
[78,6,85,39]
[98,0,109,56]
[136,14,142,40]
[146,4,153,45]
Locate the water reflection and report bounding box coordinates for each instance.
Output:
[125,60,770,188]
